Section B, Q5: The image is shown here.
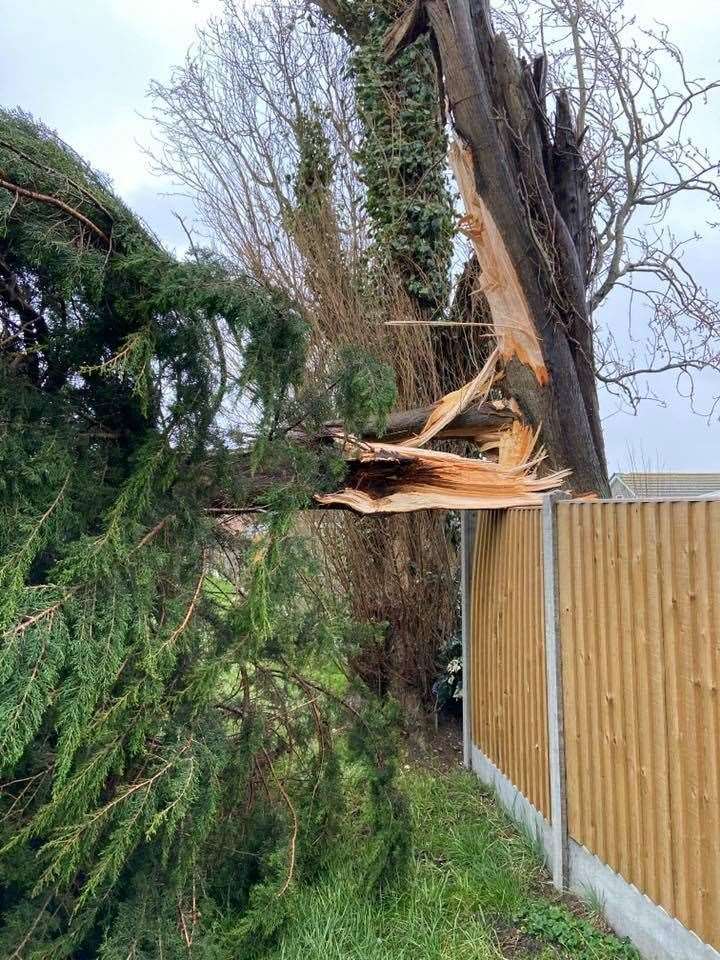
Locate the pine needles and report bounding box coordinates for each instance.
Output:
[0,110,407,957]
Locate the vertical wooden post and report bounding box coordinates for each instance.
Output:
[461,510,477,769]
[543,492,569,890]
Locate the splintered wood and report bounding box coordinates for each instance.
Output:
[448,140,549,385]
[315,441,569,513]
[317,366,567,514]
[498,421,541,469]
[402,349,499,448]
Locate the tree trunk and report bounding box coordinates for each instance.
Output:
[384,0,610,496]
[319,399,515,444]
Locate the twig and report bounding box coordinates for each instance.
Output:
[8,894,54,960]
[163,556,207,650]
[6,585,81,638]
[384,319,494,327]
[261,747,298,897]
[131,515,174,553]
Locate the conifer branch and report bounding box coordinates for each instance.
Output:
[0,136,115,221]
[6,586,80,638]
[162,558,207,652]
[7,895,54,960]
[0,176,111,246]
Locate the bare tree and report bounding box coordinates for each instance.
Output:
[494,0,720,413]
[150,0,366,298]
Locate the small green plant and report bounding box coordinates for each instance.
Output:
[514,817,548,868]
[517,902,641,959]
[583,884,608,923]
[333,346,397,438]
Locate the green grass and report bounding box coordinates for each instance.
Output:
[263,768,640,960]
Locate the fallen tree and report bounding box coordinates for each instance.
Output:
[0,110,428,958]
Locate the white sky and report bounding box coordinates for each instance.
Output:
[3,0,719,473]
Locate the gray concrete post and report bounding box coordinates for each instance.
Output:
[461,511,477,769]
[542,492,570,890]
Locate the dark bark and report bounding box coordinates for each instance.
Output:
[0,252,44,384]
[0,250,71,391]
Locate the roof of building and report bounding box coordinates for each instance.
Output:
[610,472,720,499]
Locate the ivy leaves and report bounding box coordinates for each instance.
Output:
[352,19,454,311]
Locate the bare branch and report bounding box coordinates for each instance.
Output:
[495,0,720,414]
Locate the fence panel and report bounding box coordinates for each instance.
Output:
[557,499,720,948]
[470,508,550,819]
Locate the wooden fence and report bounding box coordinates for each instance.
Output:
[464,498,720,959]
[470,509,550,818]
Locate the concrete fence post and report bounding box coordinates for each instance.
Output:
[542,492,570,890]
[461,510,477,769]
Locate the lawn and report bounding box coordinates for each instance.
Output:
[263,763,639,960]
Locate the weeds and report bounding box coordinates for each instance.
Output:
[517,902,640,959]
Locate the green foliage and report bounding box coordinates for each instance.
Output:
[348,694,411,888]
[292,108,336,217]
[333,346,397,436]
[0,110,409,957]
[350,9,455,311]
[432,634,463,712]
[518,902,641,959]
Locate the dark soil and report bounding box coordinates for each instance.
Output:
[403,711,464,773]
[493,917,547,957]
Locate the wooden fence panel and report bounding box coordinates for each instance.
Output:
[557,499,720,948]
[470,508,550,819]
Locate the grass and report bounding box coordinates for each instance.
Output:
[263,766,640,960]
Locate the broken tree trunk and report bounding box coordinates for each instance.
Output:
[216,434,567,515]
[314,351,569,511]
[218,374,565,515]
[383,0,610,496]
[316,435,568,513]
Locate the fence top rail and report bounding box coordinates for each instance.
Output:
[561,495,720,505]
[464,496,720,514]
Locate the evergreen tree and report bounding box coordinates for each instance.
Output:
[0,111,406,958]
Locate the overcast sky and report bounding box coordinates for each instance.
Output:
[3,0,719,473]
